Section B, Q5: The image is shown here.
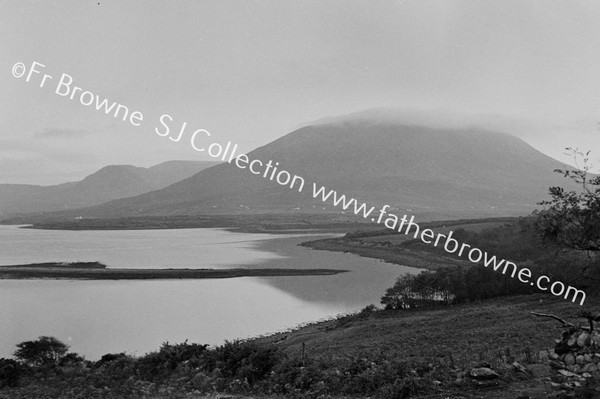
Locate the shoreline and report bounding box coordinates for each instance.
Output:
[0,213,376,234]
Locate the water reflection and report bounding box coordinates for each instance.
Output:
[0,226,421,359]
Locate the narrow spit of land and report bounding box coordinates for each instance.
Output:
[0,261,346,280]
[2,213,373,233]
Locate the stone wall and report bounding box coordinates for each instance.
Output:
[547,327,600,395]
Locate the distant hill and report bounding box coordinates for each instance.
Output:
[0,161,219,216]
[4,118,580,221]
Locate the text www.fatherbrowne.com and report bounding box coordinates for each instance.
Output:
[311,184,586,305]
[12,60,587,306]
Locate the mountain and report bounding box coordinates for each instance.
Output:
[7,119,580,221]
[0,161,219,216]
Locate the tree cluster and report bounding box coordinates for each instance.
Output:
[380,265,534,310]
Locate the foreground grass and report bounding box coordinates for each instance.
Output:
[262,294,589,366]
[2,293,596,399]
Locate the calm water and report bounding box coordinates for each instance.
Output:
[0,226,285,269]
[0,225,421,359]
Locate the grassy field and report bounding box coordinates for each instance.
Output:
[253,293,598,398]
[260,294,584,365]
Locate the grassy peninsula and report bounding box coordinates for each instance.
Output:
[0,262,346,280]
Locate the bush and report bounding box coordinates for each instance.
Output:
[203,340,285,386]
[96,352,129,366]
[136,341,208,381]
[94,352,136,380]
[0,358,22,388]
[58,352,85,367]
[268,355,428,398]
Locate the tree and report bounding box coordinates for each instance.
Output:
[380,274,417,310]
[14,336,69,367]
[535,147,600,255]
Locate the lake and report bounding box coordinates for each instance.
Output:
[0,225,421,359]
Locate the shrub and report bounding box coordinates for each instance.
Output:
[58,352,85,367]
[96,352,129,365]
[136,341,208,381]
[0,358,22,388]
[204,341,285,386]
[268,355,425,397]
[94,352,136,380]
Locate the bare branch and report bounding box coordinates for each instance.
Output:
[530,311,590,330]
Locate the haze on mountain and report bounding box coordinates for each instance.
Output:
[0,161,219,217]
[6,111,580,222]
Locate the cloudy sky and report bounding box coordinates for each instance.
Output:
[2,1,600,184]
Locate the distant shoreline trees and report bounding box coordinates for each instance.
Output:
[380,265,534,310]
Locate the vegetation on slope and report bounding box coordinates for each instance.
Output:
[1,294,599,399]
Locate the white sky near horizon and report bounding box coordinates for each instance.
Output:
[2,0,600,184]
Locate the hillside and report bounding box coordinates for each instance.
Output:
[1,294,597,399]
[5,118,579,222]
[0,161,219,216]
